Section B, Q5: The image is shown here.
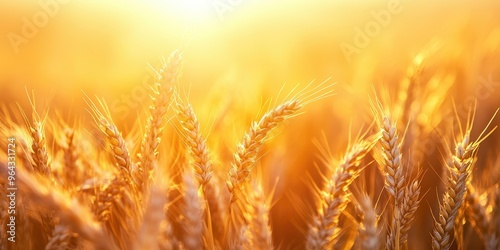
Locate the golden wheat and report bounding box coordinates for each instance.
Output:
[1,44,499,250]
[227,99,302,204]
[306,137,377,249]
[136,50,182,194]
[356,194,380,250]
[431,114,496,250]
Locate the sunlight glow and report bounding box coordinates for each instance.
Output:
[169,0,216,22]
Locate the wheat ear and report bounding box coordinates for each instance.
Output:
[377,114,410,250]
[45,224,78,250]
[62,128,79,188]
[204,176,227,243]
[0,166,113,249]
[380,116,405,207]
[182,169,204,250]
[433,109,498,250]
[93,175,139,250]
[432,132,478,249]
[229,225,250,250]
[29,114,51,177]
[227,80,335,204]
[387,177,422,249]
[136,50,182,193]
[176,101,212,188]
[158,195,175,250]
[465,184,498,250]
[135,186,168,250]
[227,100,301,204]
[357,194,380,250]
[23,109,57,241]
[306,138,377,250]
[245,184,273,250]
[85,97,133,182]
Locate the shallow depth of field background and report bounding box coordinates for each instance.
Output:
[1,0,500,248]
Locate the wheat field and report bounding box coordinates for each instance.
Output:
[1,1,500,250]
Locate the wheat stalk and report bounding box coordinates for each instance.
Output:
[387,177,422,250]
[357,194,380,250]
[182,169,204,250]
[21,108,58,242]
[85,97,134,183]
[229,225,250,250]
[227,80,334,204]
[30,119,51,176]
[158,200,175,250]
[0,166,113,249]
[45,224,78,250]
[245,184,273,250]
[135,186,168,250]
[176,101,213,188]
[227,100,301,204]
[378,115,407,250]
[136,50,182,194]
[306,137,377,250]
[380,116,405,208]
[62,128,79,187]
[432,130,480,250]
[204,176,227,243]
[465,184,498,250]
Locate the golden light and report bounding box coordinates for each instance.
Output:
[1,1,500,250]
[158,0,220,23]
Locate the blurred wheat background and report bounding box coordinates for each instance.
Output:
[1,0,500,249]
